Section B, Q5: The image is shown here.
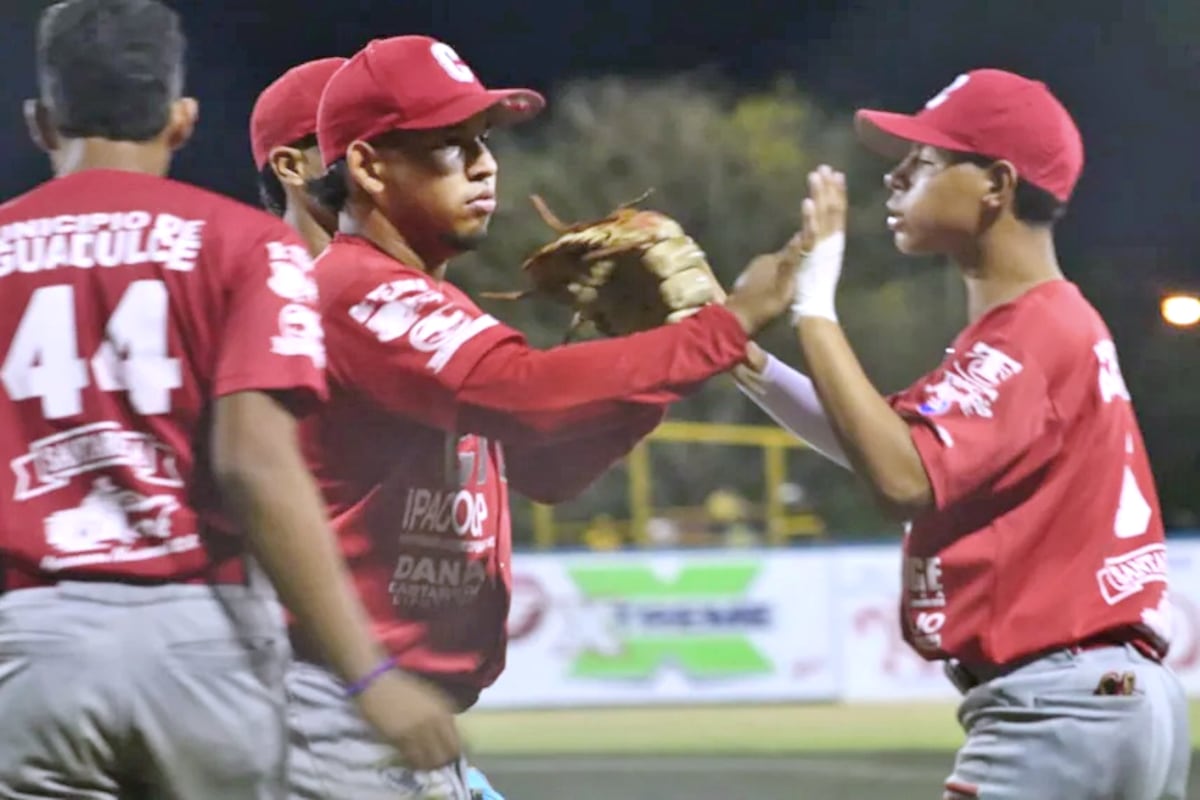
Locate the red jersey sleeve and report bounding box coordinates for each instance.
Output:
[506,403,667,504]
[454,306,745,439]
[889,338,1061,510]
[326,272,746,440]
[214,225,327,408]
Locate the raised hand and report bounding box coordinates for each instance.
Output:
[791,165,848,324]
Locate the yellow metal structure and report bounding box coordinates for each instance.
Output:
[529,420,821,548]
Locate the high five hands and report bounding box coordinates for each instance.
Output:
[728,164,848,337]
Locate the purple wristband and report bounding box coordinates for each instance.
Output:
[345,657,397,698]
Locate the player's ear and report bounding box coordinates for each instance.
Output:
[346,140,386,198]
[24,98,58,153]
[164,97,199,152]
[268,146,308,188]
[982,159,1018,213]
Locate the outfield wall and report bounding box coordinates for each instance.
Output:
[477,533,1199,709]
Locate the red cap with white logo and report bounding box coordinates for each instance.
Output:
[317,35,545,168]
[854,69,1084,202]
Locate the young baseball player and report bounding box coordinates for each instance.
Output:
[282,34,806,800]
[251,53,500,798]
[736,69,1189,799]
[0,3,458,797]
[251,57,347,257]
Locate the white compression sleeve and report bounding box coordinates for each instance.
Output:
[735,353,851,471]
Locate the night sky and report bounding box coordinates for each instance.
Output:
[0,0,1196,277]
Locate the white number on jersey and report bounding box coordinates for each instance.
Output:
[1,281,181,419]
[91,280,182,414]
[1093,341,1152,538]
[1095,340,1132,403]
[1114,450,1153,539]
[1,285,90,419]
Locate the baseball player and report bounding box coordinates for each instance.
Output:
[0,2,458,798]
[251,57,347,257]
[250,53,500,798]
[281,34,805,800]
[735,69,1189,798]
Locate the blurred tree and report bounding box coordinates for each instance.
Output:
[1151,0,1200,73]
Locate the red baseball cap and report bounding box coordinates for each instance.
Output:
[250,57,348,170]
[854,69,1084,202]
[317,35,545,167]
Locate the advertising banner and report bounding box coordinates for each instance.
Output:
[480,535,1200,709]
[481,550,839,708]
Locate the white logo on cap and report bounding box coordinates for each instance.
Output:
[431,42,476,84]
[925,73,970,110]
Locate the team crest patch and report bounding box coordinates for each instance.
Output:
[918,341,1023,419]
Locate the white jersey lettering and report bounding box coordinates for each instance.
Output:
[0,212,205,277]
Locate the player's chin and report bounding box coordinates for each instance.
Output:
[443,224,490,253]
[892,230,936,256]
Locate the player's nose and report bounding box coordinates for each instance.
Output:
[467,140,497,180]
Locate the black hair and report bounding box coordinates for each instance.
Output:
[37,0,186,142]
[305,160,350,214]
[258,165,287,217]
[951,152,1066,226]
[257,134,318,217]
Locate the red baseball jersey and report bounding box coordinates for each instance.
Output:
[890,280,1168,666]
[303,234,748,701]
[0,169,326,585]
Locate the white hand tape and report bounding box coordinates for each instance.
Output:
[790,231,845,324]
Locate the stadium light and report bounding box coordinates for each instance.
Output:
[1161,293,1200,328]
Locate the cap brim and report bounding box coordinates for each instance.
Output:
[485,88,546,127]
[401,88,546,131]
[854,109,972,159]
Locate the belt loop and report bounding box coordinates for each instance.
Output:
[242,555,276,599]
[241,554,259,591]
[944,660,976,694]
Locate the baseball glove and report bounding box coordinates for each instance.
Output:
[484,193,725,339]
